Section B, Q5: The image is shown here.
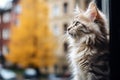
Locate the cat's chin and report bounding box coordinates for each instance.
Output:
[69,34,82,41]
[69,33,77,38]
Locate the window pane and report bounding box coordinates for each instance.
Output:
[2,28,10,40]
[63,3,68,13]
[53,5,59,17]
[53,25,59,35]
[3,13,11,23]
[102,0,109,19]
[2,45,9,55]
[14,4,22,14]
[14,19,20,26]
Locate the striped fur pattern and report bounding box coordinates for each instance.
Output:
[67,2,109,80]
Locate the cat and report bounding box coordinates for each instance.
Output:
[66,1,109,80]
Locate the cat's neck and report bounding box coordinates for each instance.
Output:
[70,34,108,51]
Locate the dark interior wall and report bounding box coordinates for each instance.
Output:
[110,0,120,80]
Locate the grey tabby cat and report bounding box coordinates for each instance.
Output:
[67,1,109,80]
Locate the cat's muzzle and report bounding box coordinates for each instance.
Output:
[68,29,77,37]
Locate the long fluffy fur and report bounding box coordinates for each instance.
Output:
[67,2,109,80]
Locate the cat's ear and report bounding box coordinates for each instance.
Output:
[74,5,83,15]
[88,1,96,10]
[86,1,100,21]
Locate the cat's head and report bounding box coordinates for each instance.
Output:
[67,2,108,43]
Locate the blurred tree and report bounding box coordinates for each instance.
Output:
[5,0,57,69]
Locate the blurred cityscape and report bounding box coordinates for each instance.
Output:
[0,0,109,80]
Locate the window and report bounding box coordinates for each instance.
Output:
[64,42,68,52]
[14,19,20,26]
[63,2,68,13]
[53,25,59,35]
[102,0,110,33]
[101,0,110,20]
[96,0,109,19]
[2,45,9,55]
[52,5,59,17]
[63,23,68,34]
[3,13,11,23]
[14,4,22,14]
[96,0,110,32]
[2,28,10,40]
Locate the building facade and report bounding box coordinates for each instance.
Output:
[47,0,92,73]
[0,0,19,66]
[0,9,12,65]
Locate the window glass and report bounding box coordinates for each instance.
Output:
[14,19,20,26]
[2,28,10,40]
[14,4,22,14]
[3,13,11,23]
[53,5,59,17]
[2,45,9,55]
[53,25,59,35]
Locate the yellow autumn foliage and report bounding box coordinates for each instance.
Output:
[6,0,57,68]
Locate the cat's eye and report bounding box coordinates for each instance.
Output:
[75,21,80,26]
